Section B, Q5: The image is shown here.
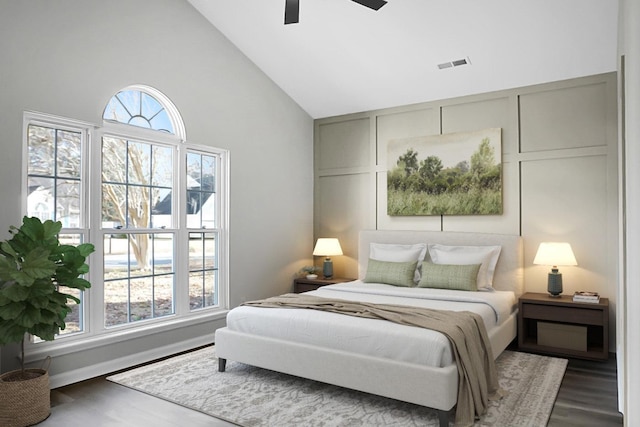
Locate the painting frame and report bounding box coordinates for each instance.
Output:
[387,128,502,216]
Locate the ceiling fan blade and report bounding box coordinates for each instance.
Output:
[351,0,387,11]
[285,0,385,25]
[284,0,299,24]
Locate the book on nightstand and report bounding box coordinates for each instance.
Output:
[573,291,600,303]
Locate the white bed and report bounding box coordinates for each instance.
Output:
[215,230,523,426]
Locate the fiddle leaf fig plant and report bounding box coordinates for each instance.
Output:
[0,216,95,375]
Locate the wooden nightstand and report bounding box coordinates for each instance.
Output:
[518,292,609,361]
[293,277,355,293]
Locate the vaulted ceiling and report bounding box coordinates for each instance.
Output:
[188,0,618,119]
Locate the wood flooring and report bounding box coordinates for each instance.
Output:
[548,355,623,426]
[44,352,623,426]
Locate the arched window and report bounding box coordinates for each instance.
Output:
[99,85,222,328]
[103,85,186,140]
[23,86,228,345]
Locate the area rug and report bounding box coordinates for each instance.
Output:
[107,346,567,427]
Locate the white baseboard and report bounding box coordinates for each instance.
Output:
[49,334,215,389]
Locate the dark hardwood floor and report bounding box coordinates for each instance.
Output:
[45,352,623,426]
[548,355,623,426]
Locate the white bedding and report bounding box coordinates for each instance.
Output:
[226,281,516,368]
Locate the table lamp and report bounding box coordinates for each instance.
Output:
[313,238,343,279]
[533,242,578,297]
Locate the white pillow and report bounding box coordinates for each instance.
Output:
[427,244,501,289]
[370,243,427,283]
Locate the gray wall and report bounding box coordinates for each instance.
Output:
[314,73,618,349]
[0,0,313,381]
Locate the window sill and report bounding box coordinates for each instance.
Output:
[24,309,228,364]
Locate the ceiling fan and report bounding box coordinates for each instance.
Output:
[285,0,388,25]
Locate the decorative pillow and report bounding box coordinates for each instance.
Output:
[363,258,418,287]
[427,244,501,289]
[417,262,482,291]
[369,243,427,283]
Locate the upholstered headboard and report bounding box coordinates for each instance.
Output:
[358,230,524,296]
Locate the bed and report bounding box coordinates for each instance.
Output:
[215,230,523,426]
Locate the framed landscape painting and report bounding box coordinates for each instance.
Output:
[387,128,502,216]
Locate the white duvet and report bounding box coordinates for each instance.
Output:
[225,281,517,368]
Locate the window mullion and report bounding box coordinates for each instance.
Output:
[174,145,189,316]
[215,151,229,310]
[89,129,106,336]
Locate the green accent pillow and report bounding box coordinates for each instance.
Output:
[364,258,418,287]
[417,262,481,291]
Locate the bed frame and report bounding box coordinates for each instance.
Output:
[215,230,523,426]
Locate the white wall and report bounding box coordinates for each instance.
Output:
[0,0,313,381]
[618,0,640,423]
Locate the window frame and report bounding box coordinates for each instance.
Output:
[23,112,92,340]
[21,110,229,361]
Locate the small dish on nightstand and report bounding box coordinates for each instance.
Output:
[306,274,318,279]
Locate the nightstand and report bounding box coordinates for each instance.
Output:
[293,277,355,293]
[518,292,609,361]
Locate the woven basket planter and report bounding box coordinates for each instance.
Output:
[0,368,50,427]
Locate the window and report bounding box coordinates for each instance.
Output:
[104,88,178,134]
[101,136,177,327]
[26,120,88,336]
[23,86,228,349]
[27,124,83,227]
[186,151,219,309]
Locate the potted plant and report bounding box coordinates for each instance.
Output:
[0,216,95,426]
[300,265,319,279]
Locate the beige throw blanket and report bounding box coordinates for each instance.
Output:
[242,293,501,427]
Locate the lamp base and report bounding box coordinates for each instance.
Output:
[323,258,333,279]
[547,270,563,297]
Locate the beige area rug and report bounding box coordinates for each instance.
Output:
[108,346,567,427]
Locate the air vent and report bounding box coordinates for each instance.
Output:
[437,57,471,70]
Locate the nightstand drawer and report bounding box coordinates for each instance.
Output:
[522,303,604,325]
[293,277,355,293]
[518,292,609,361]
[294,283,324,293]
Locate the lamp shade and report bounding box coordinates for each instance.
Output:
[312,238,343,256]
[533,242,578,267]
